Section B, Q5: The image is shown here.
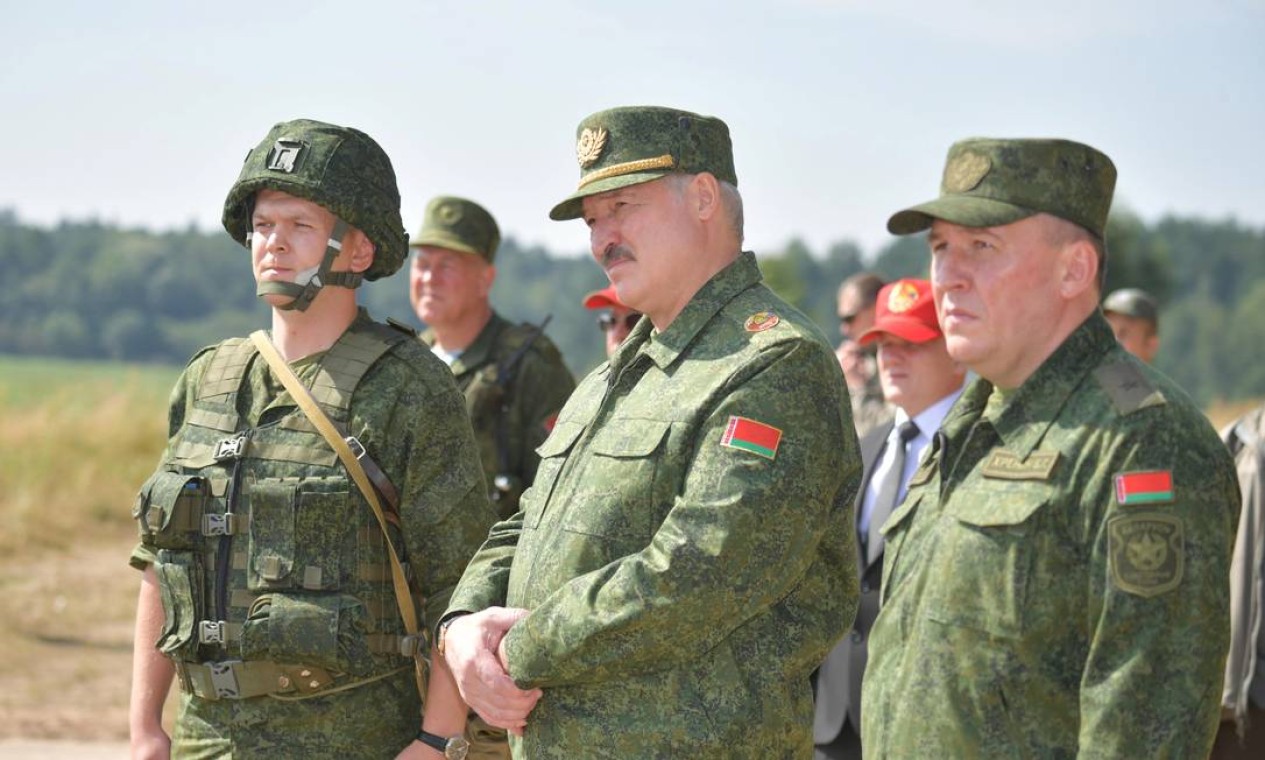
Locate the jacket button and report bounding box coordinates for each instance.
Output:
[860,581,871,594]
[851,630,862,643]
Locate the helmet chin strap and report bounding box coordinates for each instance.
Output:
[255,218,364,312]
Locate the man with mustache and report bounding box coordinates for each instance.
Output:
[438,105,860,757]
[861,138,1240,757]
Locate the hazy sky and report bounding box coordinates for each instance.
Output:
[2,0,1262,258]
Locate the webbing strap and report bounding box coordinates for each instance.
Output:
[262,218,353,313]
[248,331,427,709]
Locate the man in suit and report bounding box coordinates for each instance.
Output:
[814,278,967,759]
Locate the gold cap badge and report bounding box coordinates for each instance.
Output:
[943,150,992,193]
[576,127,608,169]
[887,281,919,313]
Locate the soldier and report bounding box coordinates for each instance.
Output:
[1102,286,1160,364]
[439,105,860,757]
[128,119,496,760]
[836,273,893,437]
[409,195,576,521]
[582,284,641,357]
[861,137,1240,757]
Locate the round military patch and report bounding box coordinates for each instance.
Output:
[943,150,992,193]
[1108,513,1184,597]
[438,202,462,225]
[744,311,780,332]
[576,127,608,168]
[887,281,919,313]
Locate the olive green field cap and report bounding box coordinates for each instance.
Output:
[412,195,501,263]
[222,118,408,280]
[1103,287,1159,325]
[887,137,1117,239]
[550,105,738,221]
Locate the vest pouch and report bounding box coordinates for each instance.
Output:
[153,551,204,661]
[239,592,375,677]
[134,472,208,551]
[247,477,352,592]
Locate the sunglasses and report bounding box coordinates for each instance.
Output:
[597,312,642,333]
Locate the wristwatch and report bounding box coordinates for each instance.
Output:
[416,729,469,760]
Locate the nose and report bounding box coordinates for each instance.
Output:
[589,218,619,263]
[932,245,968,295]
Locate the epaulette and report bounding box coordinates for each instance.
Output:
[1093,359,1166,415]
[386,317,418,338]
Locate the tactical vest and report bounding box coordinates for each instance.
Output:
[133,321,419,701]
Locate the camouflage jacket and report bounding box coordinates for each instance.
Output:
[130,310,495,700]
[422,313,575,520]
[862,312,1240,758]
[447,252,861,758]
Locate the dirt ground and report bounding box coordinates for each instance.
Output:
[0,533,177,746]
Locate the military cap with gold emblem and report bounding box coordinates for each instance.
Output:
[412,195,502,263]
[887,137,1117,239]
[549,105,738,221]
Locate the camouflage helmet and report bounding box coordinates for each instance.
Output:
[221,118,409,280]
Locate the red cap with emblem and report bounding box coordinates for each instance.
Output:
[859,278,941,345]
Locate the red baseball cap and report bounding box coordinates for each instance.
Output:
[858,279,941,345]
[582,285,628,311]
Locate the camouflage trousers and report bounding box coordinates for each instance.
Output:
[172,667,419,758]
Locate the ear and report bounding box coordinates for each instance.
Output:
[692,172,721,222]
[1056,237,1097,300]
[479,264,497,297]
[345,229,375,274]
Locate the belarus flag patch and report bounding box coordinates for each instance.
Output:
[720,416,783,460]
[1114,470,1174,505]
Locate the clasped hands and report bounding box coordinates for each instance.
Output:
[442,607,542,736]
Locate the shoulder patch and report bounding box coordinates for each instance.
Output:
[1108,513,1184,597]
[1093,360,1166,415]
[744,311,780,332]
[719,415,782,460]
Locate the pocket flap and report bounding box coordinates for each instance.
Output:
[588,419,671,458]
[946,484,1049,528]
[535,420,585,458]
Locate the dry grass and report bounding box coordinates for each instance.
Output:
[0,357,176,740]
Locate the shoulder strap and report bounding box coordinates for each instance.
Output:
[249,331,428,708]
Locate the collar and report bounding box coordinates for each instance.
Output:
[908,383,967,440]
[961,311,1117,459]
[610,251,760,374]
[424,312,505,376]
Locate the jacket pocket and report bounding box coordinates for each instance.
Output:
[924,484,1050,638]
[562,418,670,541]
[523,421,584,528]
[247,477,353,591]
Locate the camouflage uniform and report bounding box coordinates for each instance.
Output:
[863,135,1240,757]
[862,311,1238,758]
[421,314,574,520]
[448,251,861,758]
[130,120,496,758]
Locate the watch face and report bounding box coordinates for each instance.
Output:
[445,736,470,760]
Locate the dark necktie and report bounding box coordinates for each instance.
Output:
[865,420,920,565]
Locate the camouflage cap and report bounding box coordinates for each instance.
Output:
[1103,287,1159,325]
[887,137,1117,239]
[549,105,738,221]
[412,196,501,263]
[222,118,409,280]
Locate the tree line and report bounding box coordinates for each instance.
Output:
[1,207,1261,405]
